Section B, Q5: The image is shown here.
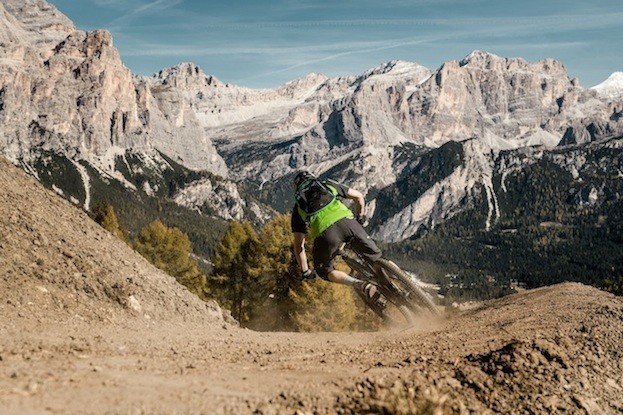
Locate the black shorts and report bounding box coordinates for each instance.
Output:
[312,218,382,280]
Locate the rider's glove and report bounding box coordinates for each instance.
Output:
[356,214,367,226]
[301,269,316,280]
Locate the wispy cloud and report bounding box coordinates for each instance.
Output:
[501,41,590,50]
[229,11,621,84]
[111,11,623,39]
[106,0,185,29]
[89,0,128,7]
[121,37,423,57]
[116,8,620,79]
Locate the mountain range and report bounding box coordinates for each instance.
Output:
[1,0,622,291]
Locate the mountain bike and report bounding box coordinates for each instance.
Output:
[338,244,441,326]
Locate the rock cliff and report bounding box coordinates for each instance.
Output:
[1,1,622,243]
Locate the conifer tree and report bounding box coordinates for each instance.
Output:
[133,220,209,299]
[210,215,376,331]
[246,214,300,330]
[209,220,263,323]
[91,202,127,242]
[289,279,361,332]
[211,220,257,276]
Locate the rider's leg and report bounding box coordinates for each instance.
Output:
[312,220,383,303]
[342,218,386,305]
[326,269,357,285]
[345,218,382,265]
[327,269,365,288]
[312,221,345,281]
[313,222,367,288]
[326,269,381,303]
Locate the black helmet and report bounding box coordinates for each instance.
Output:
[293,170,314,189]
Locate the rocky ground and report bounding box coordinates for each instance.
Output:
[1,157,622,414]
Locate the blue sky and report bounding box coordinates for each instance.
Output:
[49,0,623,89]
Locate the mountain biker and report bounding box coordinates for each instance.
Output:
[290,170,385,305]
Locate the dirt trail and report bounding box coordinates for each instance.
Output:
[1,157,623,414]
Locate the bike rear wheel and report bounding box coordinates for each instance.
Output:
[374,258,440,316]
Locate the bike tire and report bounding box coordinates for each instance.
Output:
[343,256,416,326]
[375,258,441,316]
[354,287,415,327]
[393,304,415,326]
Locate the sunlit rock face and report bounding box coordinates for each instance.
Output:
[1,1,622,239]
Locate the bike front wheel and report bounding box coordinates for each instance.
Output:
[375,258,441,316]
[342,255,415,327]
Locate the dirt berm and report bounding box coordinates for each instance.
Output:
[1,157,622,414]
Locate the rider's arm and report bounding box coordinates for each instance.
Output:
[292,232,309,272]
[346,188,365,217]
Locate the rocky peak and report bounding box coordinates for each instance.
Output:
[403,50,602,148]
[49,30,117,69]
[1,0,75,58]
[365,60,422,75]
[275,73,328,99]
[357,60,432,87]
[459,50,506,66]
[154,62,223,90]
[0,0,229,178]
[459,50,568,78]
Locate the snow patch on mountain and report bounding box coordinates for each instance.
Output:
[359,60,432,92]
[592,72,623,100]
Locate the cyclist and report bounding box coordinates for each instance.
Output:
[290,170,384,305]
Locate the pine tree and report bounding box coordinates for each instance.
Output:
[210,216,305,329]
[91,202,127,242]
[211,221,257,274]
[209,220,262,323]
[289,279,361,332]
[246,214,300,330]
[133,220,208,299]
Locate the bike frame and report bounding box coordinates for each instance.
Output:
[337,244,413,309]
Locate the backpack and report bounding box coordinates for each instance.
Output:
[295,177,337,220]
